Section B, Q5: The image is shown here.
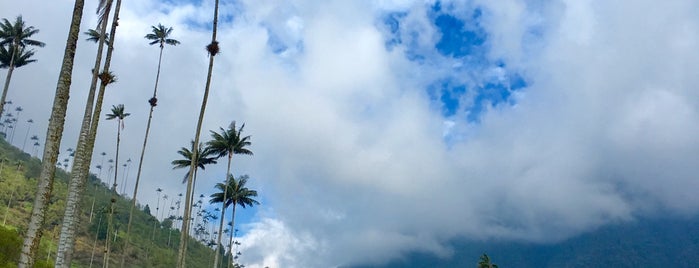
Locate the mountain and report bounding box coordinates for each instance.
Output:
[353,215,699,267]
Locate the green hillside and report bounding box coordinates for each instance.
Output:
[0,138,228,267]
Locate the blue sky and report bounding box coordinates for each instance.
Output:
[5,0,699,267]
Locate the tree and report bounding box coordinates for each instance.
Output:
[0,16,45,119]
[210,174,258,268]
[172,141,217,222]
[207,121,252,268]
[21,118,33,151]
[54,1,118,264]
[172,141,217,184]
[17,0,86,265]
[478,254,498,268]
[177,0,222,265]
[104,104,129,267]
[122,24,179,262]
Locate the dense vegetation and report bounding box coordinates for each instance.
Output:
[0,138,233,267]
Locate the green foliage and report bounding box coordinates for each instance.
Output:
[478,253,498,268]
[0,225,21,267]
[0,138,217,267]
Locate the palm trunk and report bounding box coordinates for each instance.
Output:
[213,154,232,268]
[18,1,85,267]
[227,203,236,268]
[55,1,114,265]
[104,120,121,268]
[0,42,16,120]
[21,122,31,151]
[10,110,21,144]
[89,212,104,268]
[3,188,14,225]
[122,42,166,266]
[177,0,220,266]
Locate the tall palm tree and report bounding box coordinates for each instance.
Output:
[209,174,259,268]
[172,141,217,217]
[122,24,179,266]
[207,121,253,268]
[178,0,222,265]
[55,1,118,265]
[104,104,129,268]
[0,16,45,118]
[18,0,86,265]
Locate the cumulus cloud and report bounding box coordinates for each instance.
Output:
[4,0,699,267]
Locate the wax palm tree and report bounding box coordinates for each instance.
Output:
[207,121,253,268]
[104,104,129,268]
[55,1,120,266]
[19,1,86,266]
[210,174,259,268]
[0,16,44,119]
[122,24,180,266]
[106,105,128,189]
[177,0,222,265]
[478,254,498,268]
[172,141,217,223]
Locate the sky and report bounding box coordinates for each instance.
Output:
[2,0,699,267]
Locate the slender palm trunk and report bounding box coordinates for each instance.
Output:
[18,1,85,267]
[213,154,232,268]
[177,1,220,266]
[21,122,31,151]
[0,41,16,119]
[3,188,14,225]
[104,120,121,268]
[189,170,199,227]
[89,212,104,268]
[55,2,113,265]
[10,110,21,144]
[227,203,237,268]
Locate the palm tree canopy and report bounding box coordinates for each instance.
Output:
[172,140,217,183]
[0,45,35,68]
[0,16,45,48]
[207,121,253,159]
[105,104,130,121]
[478,254,498,268]
[209,174,260,209]
[145,23,180,48]
[84,28,109,44]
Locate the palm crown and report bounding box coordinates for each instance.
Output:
[145,23,180,48]
[0,16,45,48]
[106,104,130,122]
[84,28,109,44]
[0,45,35,68]
[207,121,253,159]
[210,174,259,209]
[172,141,217,183]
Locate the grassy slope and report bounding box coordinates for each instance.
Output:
[0,138,223,267]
